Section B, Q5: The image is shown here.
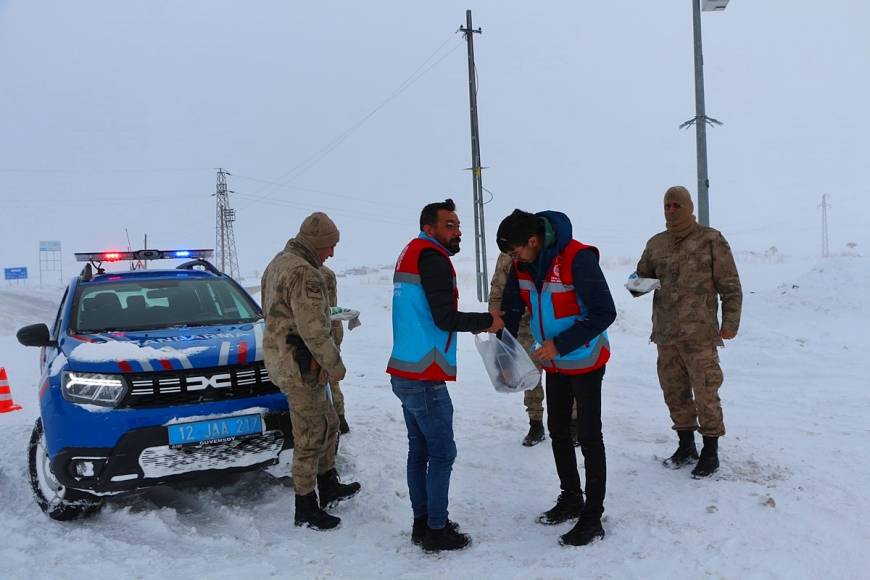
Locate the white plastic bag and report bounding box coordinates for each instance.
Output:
[475,329,541,393]
[624,271,661,297]
[329,306,362,330]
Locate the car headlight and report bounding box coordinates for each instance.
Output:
[62,372,128,407]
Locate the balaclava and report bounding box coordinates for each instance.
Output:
[663,186,697,237]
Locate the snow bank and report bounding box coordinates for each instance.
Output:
[0,255,868,579]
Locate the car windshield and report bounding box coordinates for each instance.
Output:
[70,277,262,333]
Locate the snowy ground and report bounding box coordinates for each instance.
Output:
[1,254,868,579]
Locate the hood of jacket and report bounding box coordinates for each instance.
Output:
[529,210,573,287]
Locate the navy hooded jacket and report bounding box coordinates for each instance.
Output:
[501,211,616,356]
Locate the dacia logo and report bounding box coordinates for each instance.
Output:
[186,372,233,391]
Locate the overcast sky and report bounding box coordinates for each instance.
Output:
[2,1,868,283]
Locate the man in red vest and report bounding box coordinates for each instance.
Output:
[387,198,503,552]
[497,209,616,547]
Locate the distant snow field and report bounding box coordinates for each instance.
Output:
[1,254,868,579]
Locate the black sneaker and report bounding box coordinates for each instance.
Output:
[537,491,584,525]
[422,525,471,552]
[522,420,546,447]
[317,469,361,508]
[559,512,605,546]
[294,492,341,530]
[412,516,461,545]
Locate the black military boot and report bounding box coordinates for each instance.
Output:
[338,414,350,435]
[691,436,720,478]
[411,516,461,545]
[559,511,605,546]
[421,524,471,552]
[663,429,699,469]
[522,419,546,447]
[294,492,340,530]
[317,468,361,508]
[537,491,585,525]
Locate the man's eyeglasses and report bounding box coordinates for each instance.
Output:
[508,245,525,259]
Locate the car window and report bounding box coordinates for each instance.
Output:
[71,277,261,333]
[51,287,69,340]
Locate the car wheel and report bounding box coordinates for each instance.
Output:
[28,418,102,521]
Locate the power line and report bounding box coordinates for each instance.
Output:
[233,192,409,227]
[242,32,464,206]
[231,174,419,210]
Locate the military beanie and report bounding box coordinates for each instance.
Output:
[297,212,340,248]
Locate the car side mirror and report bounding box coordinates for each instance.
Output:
[17,324,56,348]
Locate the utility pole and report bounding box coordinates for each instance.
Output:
[820,194,830,258]
[460,9,489,302]
[214,168,241,279]
[680,0,725,226]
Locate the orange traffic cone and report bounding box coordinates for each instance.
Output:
[0,367,22,413]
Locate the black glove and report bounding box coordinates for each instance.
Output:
[286,334,313,373]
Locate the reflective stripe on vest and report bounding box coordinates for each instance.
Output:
[387,237,458,381]
[515,240,610,375]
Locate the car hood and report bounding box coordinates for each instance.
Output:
[62,322,265,374]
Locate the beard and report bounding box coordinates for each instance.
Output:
[447,236,461,254]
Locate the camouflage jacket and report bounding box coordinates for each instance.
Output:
[489,252,533,344]
[321,264,343,346]
[636,224,742,345]
[261,237,345,389]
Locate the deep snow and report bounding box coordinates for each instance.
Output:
[1,254,868,579]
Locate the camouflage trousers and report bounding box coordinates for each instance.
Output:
[284,375,340,495]
[516,321,544,421]
[656,343,725,437]
[329,380,345,416]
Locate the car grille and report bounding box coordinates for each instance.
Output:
[138,430,284,479]
[122,361,280,408]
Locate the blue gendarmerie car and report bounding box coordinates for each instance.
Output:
[16,249,291,520]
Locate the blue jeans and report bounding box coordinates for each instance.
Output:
[391,376,457,529]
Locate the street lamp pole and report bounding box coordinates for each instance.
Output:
[683,0,727,226]
[692,0,711,226]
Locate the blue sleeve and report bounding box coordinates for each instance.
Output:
[552,250,616,355]
[500,266,525,338]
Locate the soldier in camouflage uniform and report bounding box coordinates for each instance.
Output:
[489,252,578,447]
[261,212,361,530]
[634,186,742,478]
[321,265,350,434]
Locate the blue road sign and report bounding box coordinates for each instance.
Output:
[4,267,28,280]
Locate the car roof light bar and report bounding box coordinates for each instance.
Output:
[74,249,214,263]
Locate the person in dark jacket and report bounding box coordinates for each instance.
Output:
[496,209,616,547]
[387,198,503,552]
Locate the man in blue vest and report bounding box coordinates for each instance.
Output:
[387,198,504,552]
[496,209,616,547]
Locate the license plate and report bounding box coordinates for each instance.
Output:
[167,414,263,447]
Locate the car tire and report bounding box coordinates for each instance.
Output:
[28,418,102,521]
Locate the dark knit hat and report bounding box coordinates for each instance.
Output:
[496,209,539,253]
[297,212,340,249]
